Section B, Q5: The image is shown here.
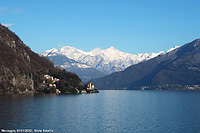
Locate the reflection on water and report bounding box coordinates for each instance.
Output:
[0,91,200,132]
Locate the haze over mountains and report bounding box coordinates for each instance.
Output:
[91,39,200,90]
[42,46,179,81]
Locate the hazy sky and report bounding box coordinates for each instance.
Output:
[1,0,200,54]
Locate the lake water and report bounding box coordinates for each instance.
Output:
[0,90,200,133]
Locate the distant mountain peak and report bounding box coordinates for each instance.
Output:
[107,46,115,50]
[50,48,58,52]
[91,39,200,90]
[60,46,78,51]
[90,47,102,55]
[166,46,179,53]
[106,46,119,52]
[42,48,58,56]
[41,45,175,75]
[90,47,101,52]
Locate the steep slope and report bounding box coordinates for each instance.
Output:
[91,39,200,90]
[0,24,82,94]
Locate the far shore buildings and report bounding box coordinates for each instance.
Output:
[56,89,61,94]
[40,74,61,94]
[85,82,95,90]
[43,75,59,83]
[84,82,99,93]
[40,77,98,94]
[81,89,87,93]
[79,82,95,93]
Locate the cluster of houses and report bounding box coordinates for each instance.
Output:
[43,75,59,83]
[40,75,61,94]
[39,74,99,94]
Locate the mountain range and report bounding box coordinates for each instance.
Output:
[42,46,179,82]
[91,39,200,90]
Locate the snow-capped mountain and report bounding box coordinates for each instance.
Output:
[47,55,105,82]
[41,46,179,81]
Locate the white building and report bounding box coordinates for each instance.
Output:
[86,82,95,90]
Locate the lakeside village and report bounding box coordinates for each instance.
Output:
[39,74,99,94]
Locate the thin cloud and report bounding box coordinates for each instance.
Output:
[0,7,8,15]
[2,23,15,27]
[58,44,64,47]
[8,8,21,14]
[0,7,21,15]
[0,7,8,11]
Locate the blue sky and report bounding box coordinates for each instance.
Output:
[1,0,200,54]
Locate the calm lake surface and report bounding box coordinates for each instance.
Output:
[0,90,200,133]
